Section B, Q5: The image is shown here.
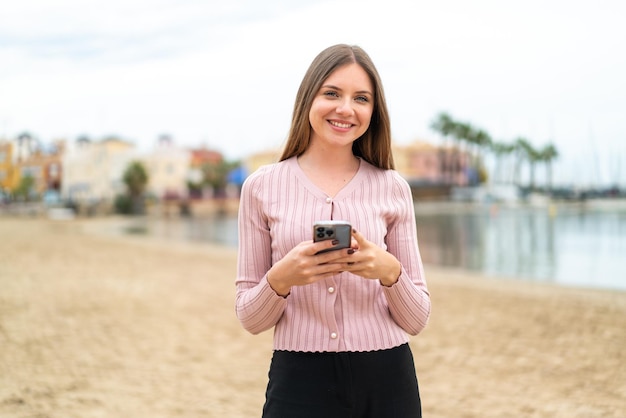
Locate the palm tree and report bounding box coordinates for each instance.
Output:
[430,112,456,184]
[430,113,493,185]
[123,160,149,214]
[473,129,492,157]
[452,121,473,149]
[469,128,492,184]
[450,121,473,184]
[514,137,537,189]
[202,160,239,197]
[490,141,516,184]
[430,112,456,139]
[538,143,559,193]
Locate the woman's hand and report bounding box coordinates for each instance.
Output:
[338,229,402,287]
[266,238,351,297]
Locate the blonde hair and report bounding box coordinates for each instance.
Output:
[279,44,394,170]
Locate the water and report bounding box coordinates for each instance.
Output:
[122,204,626,291]
[413,205,626,291]
[123,215,239,247]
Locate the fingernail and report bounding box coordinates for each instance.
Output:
[332,239,339,245]
[347,248,355,254]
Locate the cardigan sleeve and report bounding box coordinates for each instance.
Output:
[234,168,288,334]
[381,172,431,335]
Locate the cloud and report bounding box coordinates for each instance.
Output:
[1,0,626,185]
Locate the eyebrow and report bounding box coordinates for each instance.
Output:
[321,84,373,96]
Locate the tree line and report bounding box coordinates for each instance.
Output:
[430,112,559,191]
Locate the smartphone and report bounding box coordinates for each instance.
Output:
[313,220,352,254]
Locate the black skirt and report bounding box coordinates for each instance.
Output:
[262,343,421,418]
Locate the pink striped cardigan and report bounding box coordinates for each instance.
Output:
[235,156,431,352]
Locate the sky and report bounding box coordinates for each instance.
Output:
[1,0,625,187]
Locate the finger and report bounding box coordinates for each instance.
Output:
[351,228,367,246]
[314,250,354,269]
[314,262,345,277]
[312,238,341,255]
[327,251,356,268]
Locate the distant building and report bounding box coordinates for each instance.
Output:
[0,140,16,194]
[393,140,441,183]
[62,137,137,205]
[16,140,65,195]
[0,136,65,198]
[14,132,39,163]
[393,139,472,200]
[189,147,223,167]
[187,146,225,199]
[144,135,190,200]
[394,140,470,186]
[243,148,281,175]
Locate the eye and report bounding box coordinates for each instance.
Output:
[355,95,370,103]
[323,90,339,98]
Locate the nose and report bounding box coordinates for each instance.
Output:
[336,99,354,115]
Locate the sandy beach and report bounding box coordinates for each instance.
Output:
[1,217,625,418]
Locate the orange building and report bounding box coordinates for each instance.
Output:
[0,141,17,194]
[189,147,223,168]
[0,137,65,198]
[243,148,281,175]
[394,140,470,186]
[186,147,224,199]
[14,140,65,196]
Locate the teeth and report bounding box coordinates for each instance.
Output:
[330,121,351,128]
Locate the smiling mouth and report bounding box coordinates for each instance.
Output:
[329,120,352,129]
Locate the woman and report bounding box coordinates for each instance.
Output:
[236,44,431,418]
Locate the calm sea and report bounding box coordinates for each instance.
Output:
[122,202,626,292]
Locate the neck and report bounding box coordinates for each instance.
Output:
[298,144,359,171]
[297,147,361,197]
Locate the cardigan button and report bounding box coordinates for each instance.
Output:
[330,332,338,339]
[328,287,335,293]
[325,197,332,204]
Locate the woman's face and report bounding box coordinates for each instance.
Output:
[308,63,374,149]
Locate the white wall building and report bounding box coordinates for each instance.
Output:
[144,136,190,200]
[61,137,137,204]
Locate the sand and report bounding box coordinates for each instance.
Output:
[0,217,624,417]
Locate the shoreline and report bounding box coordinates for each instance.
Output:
[3,193,626,218]
[1,218,625,417]
[83,213,626,293]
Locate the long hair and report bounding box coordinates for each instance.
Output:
[279,44,394,170]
